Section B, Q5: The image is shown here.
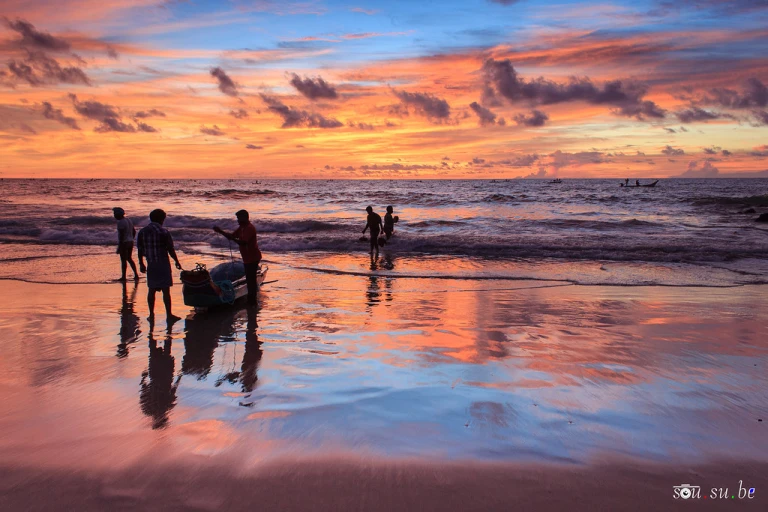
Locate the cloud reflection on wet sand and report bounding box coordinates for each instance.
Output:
[0,267,766,472]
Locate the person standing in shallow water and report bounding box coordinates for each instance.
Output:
[362,205,384,257]
[383,205,396,240]
[137,209,182,323]
[113,207,138,281]
[214,209,262,304]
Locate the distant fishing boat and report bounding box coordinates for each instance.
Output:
[549,178,563,184]
[620,180,659,188]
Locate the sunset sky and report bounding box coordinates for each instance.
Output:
[1,0,767,178]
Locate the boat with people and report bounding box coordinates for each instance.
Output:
[549,178,563,184]
[620,180,659,188]
[181,261,268,311]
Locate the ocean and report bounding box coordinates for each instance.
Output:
[1,178,767,286]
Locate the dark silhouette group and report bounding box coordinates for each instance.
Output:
[362,205,397,257]
[114,205,397,322]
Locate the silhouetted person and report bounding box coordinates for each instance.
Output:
[214,209,263,304]
[117,281,141,359]
[636,179,640,186]
[113,207,138,281]
[625,178,629,186]
[137,209,182,323]
[140,327,180,429]
[362,205,383,257]
[383,205,395,240]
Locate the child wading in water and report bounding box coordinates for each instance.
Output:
[383,205,396,240]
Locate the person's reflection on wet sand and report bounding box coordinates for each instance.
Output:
[366,258,381,312]
[381,253,395,271]
[214,305,263,395]
[239,304,263,393]
[139,326,180,429]
[117,282,141,358]
[182,307,238,380]
[182,305,262,395]
[381,254,394,304]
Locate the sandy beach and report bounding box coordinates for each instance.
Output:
[1,248,766,510]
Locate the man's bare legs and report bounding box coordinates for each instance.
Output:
[121,254,139,281]
[147,288,181,324]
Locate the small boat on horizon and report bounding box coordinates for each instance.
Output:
[620,180,659,188]
[549,178,563,184]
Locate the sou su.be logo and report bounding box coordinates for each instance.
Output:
[673,484,701,499]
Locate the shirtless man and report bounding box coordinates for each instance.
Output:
[362,206,384,257]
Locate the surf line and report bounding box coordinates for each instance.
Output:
[276,263,572,283]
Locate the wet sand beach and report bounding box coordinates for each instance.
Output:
[1,249,767,510]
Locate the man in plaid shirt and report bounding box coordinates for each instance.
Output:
[137,209,183,324]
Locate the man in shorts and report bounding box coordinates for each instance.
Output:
[362,205,384,257]
[137,209,183,324]
[214,209,262,304]
[113,207,138,281]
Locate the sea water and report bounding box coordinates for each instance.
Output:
[0,178,767,286]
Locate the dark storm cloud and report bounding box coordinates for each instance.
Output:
[210,67,238,97]
[481,58,665,120]
[134,109,165,118]
[707,78,767,109]
[348,121,375,130]
[506,154,539,167]
[94,117,135,133]
[136,122,157,132]
[69,94,155,133]
[69,93,119,120]
[469,101,498,126]
[6,51,90,86]
[616,100,666,119]
[675,107,733,123]
[387,103,409,117]
[703,146,719,154]
[661,145,685,156]
[289,73,338,100]
[41,101,79,130]
[393,90,451,121]
[260,94,343,128]
[513,109,548,127]
[722,149,732,156]
[753,109,768,125]
[4,18,70,52]
[200,125,225,136]
[230,108,249,119]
